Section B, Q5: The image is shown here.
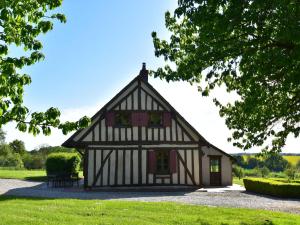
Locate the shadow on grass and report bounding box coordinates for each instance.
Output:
[23,176,47,182]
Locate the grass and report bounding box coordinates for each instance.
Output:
[0,169,47,181]
[233,177,245,186]
[0,169,83,182]
[0,196,299,225]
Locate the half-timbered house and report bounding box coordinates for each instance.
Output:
[62,63,234,188]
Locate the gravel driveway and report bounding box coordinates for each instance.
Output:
[0,179,299,214]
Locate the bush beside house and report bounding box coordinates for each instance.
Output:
[243,178,300,198]
[46,153,81,175]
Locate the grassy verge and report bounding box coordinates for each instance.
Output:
[0,169,83,182]
[233,177,244,186]
[0,196,299,225]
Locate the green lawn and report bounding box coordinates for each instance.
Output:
[0,169,47,181]
[233,177,245,186]
[0,196,299,225]
[0,169,83,182]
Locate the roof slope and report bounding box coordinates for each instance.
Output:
[62,69,234,160]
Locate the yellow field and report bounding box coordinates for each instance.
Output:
[239,154,300,166]
[283,155,300,166]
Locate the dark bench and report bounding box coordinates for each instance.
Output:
[47,172,80,188]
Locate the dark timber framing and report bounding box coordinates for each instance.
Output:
[63,65,234,189]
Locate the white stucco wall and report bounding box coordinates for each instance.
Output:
[201,146,232,186]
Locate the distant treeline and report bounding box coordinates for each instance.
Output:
[0,129,79,169]
[233,153,300,156]
[233,154,300,172]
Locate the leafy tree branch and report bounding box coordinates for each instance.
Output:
[152,0,300,153]
[0,0,90,136]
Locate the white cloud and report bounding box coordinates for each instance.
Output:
[3,77,299,154]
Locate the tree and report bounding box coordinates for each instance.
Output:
[152,1,300,153]
[9,139,26,155]
[233,165,244,180]
[0,153,23,168]
[264,154,288,172]
[0,144,13,157]
[0,129,5,144]
[285,166,298,181]
[22,154,44,169]
[0,1,90,136]
[260,166,270,178]
[234,155,246,168]
[246,157,259,170]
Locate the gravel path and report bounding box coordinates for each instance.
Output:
[0,179,299,214]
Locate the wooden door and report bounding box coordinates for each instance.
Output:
[209,156,221,186]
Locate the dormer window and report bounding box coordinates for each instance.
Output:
[115,111,131,127]
[148,112,163,127]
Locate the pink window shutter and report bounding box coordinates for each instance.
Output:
[131,112,140,126]
[148,150,156,174]
[169,150,177,173]
[140,112,149,126]
[105,111,115,126]
[163,112,172,127]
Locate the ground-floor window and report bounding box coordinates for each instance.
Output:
[156,150,169,174]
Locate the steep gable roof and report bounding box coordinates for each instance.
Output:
[62,66,234,160]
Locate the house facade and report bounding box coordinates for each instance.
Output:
[62,63,234,188]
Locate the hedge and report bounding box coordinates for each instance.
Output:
[46,153,81,175]
[243,178,300,198]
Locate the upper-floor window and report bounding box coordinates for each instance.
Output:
[106,110,171,127]
[115,111,131,127]
[148,111,163,127]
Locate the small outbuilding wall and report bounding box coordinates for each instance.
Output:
[202,146,233,186]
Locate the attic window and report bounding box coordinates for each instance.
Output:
[115,111,131,127]
[148,112,163,127]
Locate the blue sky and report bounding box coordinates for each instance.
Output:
[22,0,175,109]
[3,1,299,153]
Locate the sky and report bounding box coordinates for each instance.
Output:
[3,1,299,154]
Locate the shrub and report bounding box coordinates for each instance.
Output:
[285,166,298,181]
[269,171,287,179]
[243,178,300,198]
[46,153,81,175]
[23,154,45,169]
[0,144,13,157]
[297,160,300,169]
[0,153,24,168]
[260,166,270,178]
[233,166,244,179]
[243,168,261,177]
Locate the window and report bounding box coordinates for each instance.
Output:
[156,150,169,174]
[210,158,220,173]
[148,112,163,127]
[115,111,131,127]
